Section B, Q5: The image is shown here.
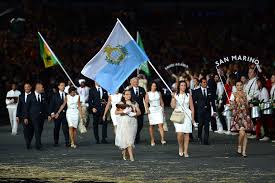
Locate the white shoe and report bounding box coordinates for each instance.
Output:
[248,135,256,139]
[217,130,224,134]
[272,140,275,143]
[151,143,156,147]
[214,130,219,133]
[259,136,270,141]
[225,131,231,135]
[231,132,238,136]
[161,140,167,145]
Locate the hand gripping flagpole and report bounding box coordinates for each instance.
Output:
[38,32,77,88]
[216,66,230,102]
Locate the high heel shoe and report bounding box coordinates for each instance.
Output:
[122,151,127,160]
[242,152,247,158]
[161,140,167,145]
[130,157,135,162]
[71,144,77,148]
[184,153,189,158]
[179,152,184,157]
[151,142,156,147]
[237,146,242,154]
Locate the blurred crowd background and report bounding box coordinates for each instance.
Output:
[1,0,275,121]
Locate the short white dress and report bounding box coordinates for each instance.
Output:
[115,102,138,149]
[66,95,80,128]
[110,93,123,126]
[173,93,192,133]
[148,91,164,125]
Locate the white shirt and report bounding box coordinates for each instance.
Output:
[258,87,269,102]
[35,91,41,102]
[270,85,275,101]
[216,82,224,99]
[244,77,259,99]
[25,92,31,103]
[133,86,139,95]
[201,87,207,96]
[6,90,21,108]
[77,86,90,103]
[95,86,103,99]
[59,90,65,100]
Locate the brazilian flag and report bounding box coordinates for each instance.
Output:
[38,32,58,68]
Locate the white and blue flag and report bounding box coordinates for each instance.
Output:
[81,19,149,94]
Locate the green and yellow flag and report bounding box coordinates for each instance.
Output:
[38,32,58,68]
[137,31,151,77]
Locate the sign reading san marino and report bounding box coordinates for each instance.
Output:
[215,55,260,67]
[104,45,128,65]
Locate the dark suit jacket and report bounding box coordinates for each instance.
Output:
[130,86,146,114]
[24,92,48,120]
[49,92,67,119]
[88,87,108,115]
[16,93,29,118]
[192,88,216,117]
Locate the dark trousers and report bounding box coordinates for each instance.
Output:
[210,117,217,131]
[135,115,144,143]
[22,120,34,148]
[93,114,107,142]
[54,117,69,145]
[32,117,44,149]
[261,114,271,138]
[198,112,211,144]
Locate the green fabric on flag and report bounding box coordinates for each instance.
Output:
[137,31,150,77]
[38,33,58,68]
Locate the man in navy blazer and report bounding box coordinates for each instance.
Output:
[16,82,32,149]
[24,82,48,150]
[49,81,70,147]
[88,82,109,144]
[192,78,216,145]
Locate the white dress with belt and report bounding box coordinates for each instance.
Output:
[110,93,123,126]
[173,93,192,133]
[66,95,80,128]
[148,91,164,125]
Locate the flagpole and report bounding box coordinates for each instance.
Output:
[136,31,140,76]
[38,32,77,88]
[147,60,192,121]
[117,19,192,120]
[216,66,230,102]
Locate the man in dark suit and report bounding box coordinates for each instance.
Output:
[88,82,109,144]
[192,78,216,145]
[129,77,146,144]
[49,81,70,147]
[16,82,33,149]
[23,82,48,150]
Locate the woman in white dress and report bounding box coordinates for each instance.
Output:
[171,81,195,157]
[56,87,82,148]
[103,91,123,135]
[145,81,166,146]
[115,89,141,161]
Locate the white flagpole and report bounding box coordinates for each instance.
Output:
[147,60,192,121]
[216,66,230,101]
[117,18,192,120]
[38,32,77,88]
[136,31,140,76]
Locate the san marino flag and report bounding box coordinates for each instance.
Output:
[81,19,149,94]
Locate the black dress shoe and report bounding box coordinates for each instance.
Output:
[101,139,109,144]
[26,144,31,150]
[96,141,100,144]
[204,142,210,145]
[53,143,59,147]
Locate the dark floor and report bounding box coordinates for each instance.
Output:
[0,113,275,183]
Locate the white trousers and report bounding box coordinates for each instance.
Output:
[7,107,18,134]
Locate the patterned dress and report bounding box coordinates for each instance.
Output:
[230,92,254,132]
